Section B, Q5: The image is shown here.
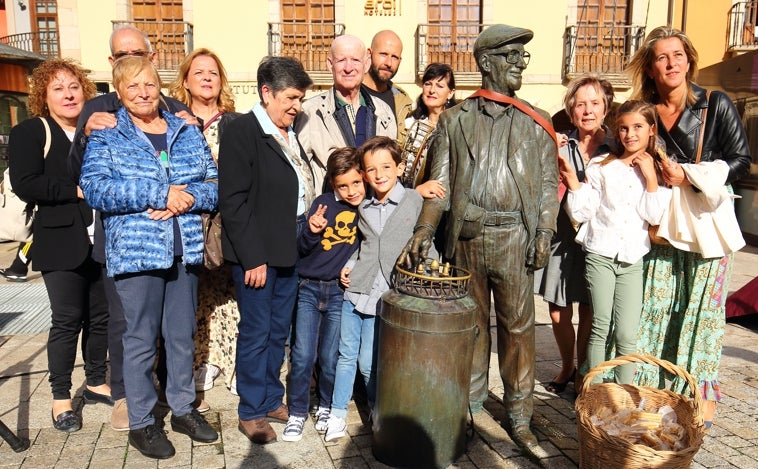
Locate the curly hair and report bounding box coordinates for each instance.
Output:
[27,58,96,117]
[168,48,236,113]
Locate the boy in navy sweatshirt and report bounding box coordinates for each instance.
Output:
[283,147,365,442]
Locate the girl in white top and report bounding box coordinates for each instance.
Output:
[560,100,671,384]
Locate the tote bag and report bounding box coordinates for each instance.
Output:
[0,118,51,242]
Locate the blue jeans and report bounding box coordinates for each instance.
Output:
[114,260,199,429]
[233,263,298,420]
[330,300,377,419]
[287,278,343,417]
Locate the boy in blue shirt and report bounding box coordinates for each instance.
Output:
[284,147,366,442]
[325,136,434,441]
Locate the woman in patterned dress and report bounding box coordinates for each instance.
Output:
[626,26,751,427]
[170,48,240,393]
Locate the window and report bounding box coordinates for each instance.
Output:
[279,0,337,71]
[30,0,59,57]
[129,0,187,69]
[568,0,634,77]
[426,0,481,72]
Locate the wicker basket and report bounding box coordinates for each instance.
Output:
[575,354,705,468]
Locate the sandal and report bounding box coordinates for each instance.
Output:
[52,410,81,432]
[545,368,576,394]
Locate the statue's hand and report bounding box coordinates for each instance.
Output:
[527,229,553,272]
[397,227,434,269]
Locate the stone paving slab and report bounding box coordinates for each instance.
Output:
[0,241,755,467]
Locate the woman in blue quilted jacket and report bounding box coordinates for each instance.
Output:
[80,55,218,460]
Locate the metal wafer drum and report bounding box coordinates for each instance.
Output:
[372,261,476,468]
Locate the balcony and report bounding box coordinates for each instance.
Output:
[268,22,346,84]
[563,24,646,87]
[0,31,60,59]
[727,1,758,56]
[416,23,488,86]
[112,20,193,75]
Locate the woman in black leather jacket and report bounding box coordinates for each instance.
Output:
[626,26,751,429]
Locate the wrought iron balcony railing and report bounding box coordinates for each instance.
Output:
[268,22,346,81]
[728,1,758,51]
[563,24,645,86]
[0,31,60,59]
[112,20,193,72]
[416,23,488,83]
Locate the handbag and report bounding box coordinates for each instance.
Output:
[201,211,223,269]
[649,93,709,245]
[0,117,51,243]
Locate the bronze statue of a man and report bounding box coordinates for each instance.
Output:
[399,24,559,448]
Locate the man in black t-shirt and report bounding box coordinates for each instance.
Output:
[362,30,413,139]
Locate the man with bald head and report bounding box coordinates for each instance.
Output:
[363,30,413,136]
[295,34,396,191]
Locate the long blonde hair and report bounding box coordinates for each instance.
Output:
[626,26,699,110]
[169,48,235,113]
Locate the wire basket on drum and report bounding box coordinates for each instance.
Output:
[575,354,705,469]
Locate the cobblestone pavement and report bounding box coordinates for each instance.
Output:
[0,241,756,468]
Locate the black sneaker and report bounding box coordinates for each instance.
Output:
[0,268,27,282]
[170,409,218,443]
[129,423,176,459]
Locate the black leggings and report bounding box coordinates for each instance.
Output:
[42,256,109,400]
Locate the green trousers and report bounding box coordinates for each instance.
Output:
[584,252,643,384]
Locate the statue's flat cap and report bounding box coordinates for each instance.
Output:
[474,24,534,53]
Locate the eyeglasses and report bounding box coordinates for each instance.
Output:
[112,50,149,60]
[493,50,531,65]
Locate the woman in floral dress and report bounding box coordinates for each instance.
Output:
[170,48,240,392]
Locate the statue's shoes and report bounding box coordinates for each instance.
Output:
[509,423,538,448]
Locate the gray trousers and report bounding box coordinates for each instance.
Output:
[115,261,198,429]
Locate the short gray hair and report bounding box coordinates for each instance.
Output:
[256,56,312,98]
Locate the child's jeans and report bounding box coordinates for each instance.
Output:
[330,299,377,418]
[585,253,643,384]
[287,278,343,418]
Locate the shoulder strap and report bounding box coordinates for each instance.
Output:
[39,117,51,159]
[694,90,711,164]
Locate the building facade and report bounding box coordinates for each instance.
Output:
[2,0,756,238]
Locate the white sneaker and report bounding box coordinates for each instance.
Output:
[282,416,306,442]
[194,363,221,391]
[313,407,330,433]
[324,415,347,442]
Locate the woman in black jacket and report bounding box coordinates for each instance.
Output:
[9,58,109,433]
[626,26,751,429]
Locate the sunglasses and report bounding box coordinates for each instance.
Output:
[112,50,149,59]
